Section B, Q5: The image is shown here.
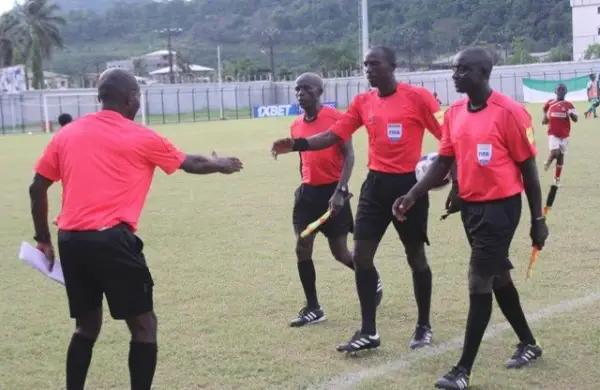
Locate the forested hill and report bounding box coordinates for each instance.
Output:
[49,0,572,76]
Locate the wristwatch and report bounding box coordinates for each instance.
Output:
[336,186,349,196]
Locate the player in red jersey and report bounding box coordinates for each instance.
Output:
[29,69,243,390]
[287,72,383,327]
[542,83,578,185]
[271,47,444,353]
[393,47,548,389]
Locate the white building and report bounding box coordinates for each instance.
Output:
[571,0,600,60]
[106,50,178,74]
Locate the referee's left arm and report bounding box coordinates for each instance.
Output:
[30,137,61,244]
[505,108,543,221]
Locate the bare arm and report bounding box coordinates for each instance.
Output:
[519,157,543,220]
[29,174,54,243]
[336,139,355,191]
[179,153,242,175]
[407,156,455,199]
[569,112,578,122]
[294,130,343,151]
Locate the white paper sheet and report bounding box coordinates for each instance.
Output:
[18,241,64,284]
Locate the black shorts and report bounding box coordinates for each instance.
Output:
[354,170,429,244]
[292,182,353,238]
[461,194,522,277]
[58,223,154,320]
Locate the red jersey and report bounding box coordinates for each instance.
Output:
[543,99,575,138]
[438,91,537,202]
[34,110,186,232]
[330,83,442,174]
[291,105,344,186]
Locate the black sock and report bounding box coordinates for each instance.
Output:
[355,266,379,335]
[129,341,157,390]
[494,282,536,345]
[412,267,432,327]
[457,293,493,373]
[66,333,95,390]
[298,260,319,309]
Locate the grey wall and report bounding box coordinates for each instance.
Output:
[4,59,600,131]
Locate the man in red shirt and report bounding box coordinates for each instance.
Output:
[393,47,549,389]
[271,47,444,353]
[287,73,383,327]
[542,83,578,185]
[29,68,243,390]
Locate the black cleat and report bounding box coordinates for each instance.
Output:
[409,324,433,349]
[376,277,383,307]
[434,366,470,389]
[289,307,325,327]
[336,330,381,355]
[505,342,542,369]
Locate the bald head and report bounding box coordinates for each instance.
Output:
[452,47,495,95]
[455,47,494,79]
[295,72,324,113]
[98,68,141,120]
[295,72,324,91]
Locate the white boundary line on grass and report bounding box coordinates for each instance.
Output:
[308,292,600,390]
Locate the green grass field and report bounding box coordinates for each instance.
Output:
[1,103,600,390]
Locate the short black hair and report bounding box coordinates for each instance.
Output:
[97,68,139,105]
[370,46,396,66]
[58,113,72,126]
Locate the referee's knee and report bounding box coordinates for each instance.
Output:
[468,271,494,295]
[126,311,158,344]
[405,242,429,273]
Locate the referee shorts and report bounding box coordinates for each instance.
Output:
[292,182,353,238]
[354,170,429,245]
[58,223,154,320]
[461,194,522,277]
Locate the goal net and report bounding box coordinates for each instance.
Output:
[41,91,147,132]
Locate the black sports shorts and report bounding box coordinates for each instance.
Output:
[354,170,429,244]
[461,194,522,277]
[292,182,354,239]
[58,223,154,320]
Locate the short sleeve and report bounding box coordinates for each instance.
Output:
[330,95,364,142]
[567,101,576,114]
[437,110,454,157]
[143,132,186,174]
[416,88,443,140]
[34,135,61,181]
[505,106,537,163]
[542,100,550,112]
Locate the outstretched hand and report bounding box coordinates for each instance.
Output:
[212,150,243,174]
[271,138,294,159]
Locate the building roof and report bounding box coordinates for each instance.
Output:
[149,64,214,75]
[142,50,176,57]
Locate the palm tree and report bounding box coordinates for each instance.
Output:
[0,12,18,67]
[13,0,65,89]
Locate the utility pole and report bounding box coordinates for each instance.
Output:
[156,27,183,84]
[261,28,279,80]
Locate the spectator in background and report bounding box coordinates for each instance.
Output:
[58,113,73,127]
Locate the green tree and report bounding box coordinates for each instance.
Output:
[0,12,18,67]
[548,45,571,62]
[584,43,600,60]
[506,36,536,65]
[13,0,65,89]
